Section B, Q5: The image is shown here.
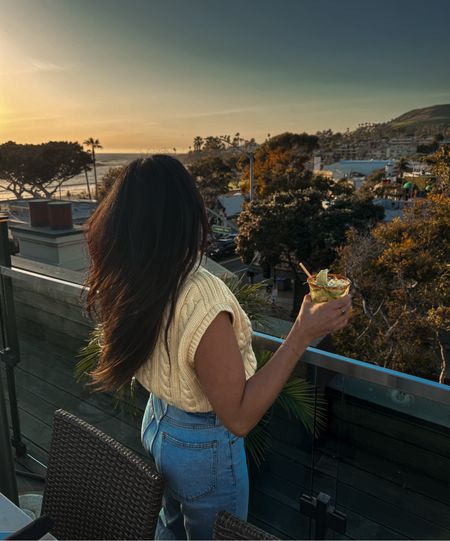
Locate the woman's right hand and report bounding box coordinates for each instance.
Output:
[293,293,352,344]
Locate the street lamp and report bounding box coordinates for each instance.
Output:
[220,137,258,201]
[247,144,257,202]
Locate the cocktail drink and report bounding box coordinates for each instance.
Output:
[307,268,351,304]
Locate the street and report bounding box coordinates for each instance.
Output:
[218,255,296,321]
[220,256,248,275]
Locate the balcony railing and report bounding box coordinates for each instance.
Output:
[0,259,449,539]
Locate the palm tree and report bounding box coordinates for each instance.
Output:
[193,136,204,152]
[397,157,410,179]
[83,165,92,199]
[83,138,103,200]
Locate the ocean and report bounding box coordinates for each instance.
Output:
[0,153,150,201]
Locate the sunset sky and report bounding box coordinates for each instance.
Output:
[2,0,450,152]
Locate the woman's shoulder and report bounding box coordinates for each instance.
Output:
[190,264,225,284]
[182,265,232,301]
[172,265,237,330]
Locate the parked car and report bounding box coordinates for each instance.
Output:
[219,233,237,241]
[207,238,237,260]
[210,232,237,243]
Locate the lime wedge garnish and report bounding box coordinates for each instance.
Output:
[315,269,329,286]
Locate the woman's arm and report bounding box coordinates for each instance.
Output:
[194,294,351,437]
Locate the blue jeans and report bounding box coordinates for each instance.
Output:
[141,393,249,540]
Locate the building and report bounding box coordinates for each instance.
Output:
[385,137,417,159]
[322,159,395,180]
[1,199,97,226]
[217,191,245,219]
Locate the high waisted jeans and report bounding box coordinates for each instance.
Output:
[141,393,249,540]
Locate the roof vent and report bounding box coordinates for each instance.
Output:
[48,202,73,230]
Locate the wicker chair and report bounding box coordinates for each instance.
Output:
[41,409,164,540]
[213,511,279,540]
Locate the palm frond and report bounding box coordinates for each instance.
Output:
[112,377,139,418]
[220,273,272,329]
[277,378,327,436]
[245,421,272,469]
[75,327,139,417]
[75,326,102,382]
[255,349,272,369]
[251,348,328,467]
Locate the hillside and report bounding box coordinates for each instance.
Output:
[387,104,450,132]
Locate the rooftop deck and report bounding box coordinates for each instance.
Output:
[1,263,449,539]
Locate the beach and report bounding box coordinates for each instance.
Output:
[0,153,147,201]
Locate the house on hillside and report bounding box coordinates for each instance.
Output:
[206,192,245,234]
[386,137,417,159]
[217,191,245,219]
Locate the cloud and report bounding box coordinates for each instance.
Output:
[1,114,61,125]
[183,107,262,118]
[11,58,80,75]
[177,103,304,120]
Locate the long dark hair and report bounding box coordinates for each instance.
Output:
[85,155,209,391]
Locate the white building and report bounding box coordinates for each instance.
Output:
[322,160,395,180]
[386,137,417,159]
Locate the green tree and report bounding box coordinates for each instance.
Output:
[416,142,439,155]
[331,178,356,198]
[202,136,226,152]
[237,189,321,270]
[188,156,235,208]
[365,168,385,185]
[98,165,127,201]
[334,195,450,382]
[83,137,103,200]
[306,175,356,204]
[192,136,204,152]
[0,141,91,199]
[359,168,391,199]
[239,132,319,197]
[396,157,411,178]
[308,197,384,269]
[237,189,383,313]
[424,145,450,194]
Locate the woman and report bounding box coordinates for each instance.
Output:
[85,156,351,540]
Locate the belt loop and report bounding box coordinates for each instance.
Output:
[151,393,168,422]
[148,393,168,456]
[151,393,159,420]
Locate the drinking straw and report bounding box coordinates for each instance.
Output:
[299,262,312,278]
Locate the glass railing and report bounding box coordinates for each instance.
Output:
[0,263,449,539]
[251,333,450,540]
[0,264,147,470]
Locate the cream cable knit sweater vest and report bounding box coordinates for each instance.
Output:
[135,265,257,412]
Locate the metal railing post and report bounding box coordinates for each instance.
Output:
[0,352,18,503]
[0,215,27,456]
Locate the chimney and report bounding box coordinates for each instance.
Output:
[10,200,88,271]
[29,200,50,227]
[48,202,73,230]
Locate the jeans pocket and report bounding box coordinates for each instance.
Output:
[160,432,218,502]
